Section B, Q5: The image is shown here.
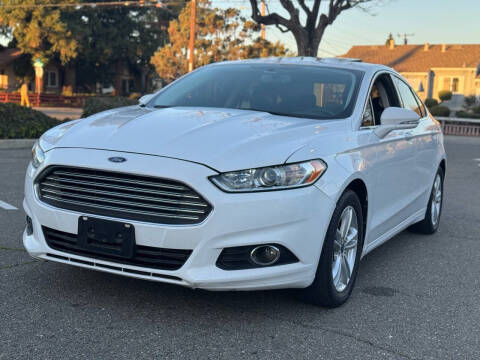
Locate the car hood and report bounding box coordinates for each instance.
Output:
[42,106,345,172]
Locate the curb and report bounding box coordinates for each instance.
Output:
[0,139,36,149]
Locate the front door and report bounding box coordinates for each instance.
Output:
[362,73,418,245]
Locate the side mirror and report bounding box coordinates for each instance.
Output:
[138,93,154,106]
[374,107,420,138]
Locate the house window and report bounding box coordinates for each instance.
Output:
[442,77,460,93]
[0,74,7,89]
[121,78,135,95]
[46,71,58,88]
[452,78,459,92]
[443,77,451,91]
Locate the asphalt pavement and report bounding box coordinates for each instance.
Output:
[0,136,479,359]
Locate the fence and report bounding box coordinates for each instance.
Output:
[437,117,480,137]
[0,92,87,108]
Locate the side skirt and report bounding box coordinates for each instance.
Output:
[361,207,426,258]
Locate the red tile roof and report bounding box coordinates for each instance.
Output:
[341,44,480,72]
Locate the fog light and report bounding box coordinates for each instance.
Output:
[26,216,33,235]
[250,245,280,266]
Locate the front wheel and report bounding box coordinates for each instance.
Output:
[298,190,364,307]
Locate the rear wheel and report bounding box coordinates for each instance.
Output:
[410,168,444,234]
[298,190,363,307]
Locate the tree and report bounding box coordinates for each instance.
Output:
[12,53,35,81]
[62,3,176,93]
[0,0,78,64]
[0,1,178,93]
[248,0,376,57]
[151,1,289,83]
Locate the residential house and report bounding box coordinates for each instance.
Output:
[0,48,149,96]
[341,41,480,109]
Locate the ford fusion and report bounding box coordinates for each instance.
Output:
[24,58,446,307]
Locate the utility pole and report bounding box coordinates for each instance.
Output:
[188,0,196,72]
[261,0,266,40]
[397,33,414,45]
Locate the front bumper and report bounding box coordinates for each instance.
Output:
[23,148,335,290]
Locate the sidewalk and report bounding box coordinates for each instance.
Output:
[33,107,83,120]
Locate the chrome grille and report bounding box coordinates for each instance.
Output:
[36,166,212,225]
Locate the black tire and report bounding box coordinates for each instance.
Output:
[298,190,364,308]
[409,167,444,234]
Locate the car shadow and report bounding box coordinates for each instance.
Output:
[28,227,435,321]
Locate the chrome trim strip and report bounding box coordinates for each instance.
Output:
[41,189,206,214]
[40,182,207,207]
[43,177,200,199]
[52,170,189,191]
[41,195,201,220]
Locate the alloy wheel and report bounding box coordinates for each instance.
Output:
[332,206,358,292]
[431,174,442,226]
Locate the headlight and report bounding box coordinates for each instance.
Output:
[210,160,327,193]
[31,141,45,168]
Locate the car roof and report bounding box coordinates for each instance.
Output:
[208,57,397,77]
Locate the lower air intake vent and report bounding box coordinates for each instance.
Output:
[43,226,192,271]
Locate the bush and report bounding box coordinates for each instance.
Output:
[0,103,59,139]
[472,105,480,115]
[82,96,138,118]
[455,110,480,119]
[429,105,450,117]
[424,98,439,109]
[438,90,452,102]
[463,95,477,108]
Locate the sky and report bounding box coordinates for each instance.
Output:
[2,0,477,56]
[229,0,480,56]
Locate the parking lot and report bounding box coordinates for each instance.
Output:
[1,135,479,359]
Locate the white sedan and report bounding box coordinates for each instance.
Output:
[24,57,445,307]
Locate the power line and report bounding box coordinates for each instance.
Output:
[0,0,259,8]
[0,0,196,9]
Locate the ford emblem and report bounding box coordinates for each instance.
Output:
[108,157,127,163]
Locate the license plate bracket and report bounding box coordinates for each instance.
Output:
[77,216,135,259]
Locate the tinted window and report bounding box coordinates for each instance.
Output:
[394,78,423,117]
[362,99,374,127]
[149,64,364,120]
[412,91,426,117]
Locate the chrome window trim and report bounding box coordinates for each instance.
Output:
[391,74,428,120]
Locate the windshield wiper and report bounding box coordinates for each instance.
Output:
[242,108,294,117]
[242,108,326,119]
[153,105,173,109]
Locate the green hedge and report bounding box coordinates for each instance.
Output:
[82,96,138,118]
[429,105,450,117]
[455,111,480,119]
[438,90,453,102]
[424,98,439,109]
[0,103,59,139]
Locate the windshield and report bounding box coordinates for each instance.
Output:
[148,64,364,120]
